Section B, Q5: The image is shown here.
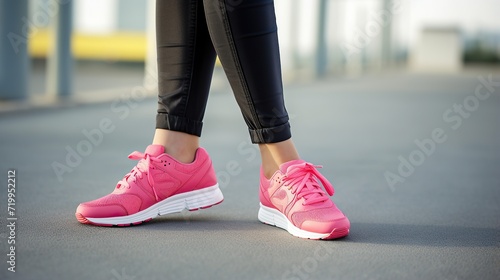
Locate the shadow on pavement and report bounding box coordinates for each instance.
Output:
[346,222,499,247]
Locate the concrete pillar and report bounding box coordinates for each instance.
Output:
[144,0,158,92]
[315,0,328,78]
[46,0,73,97]
[381,0,393,67]
[0,0,30,100]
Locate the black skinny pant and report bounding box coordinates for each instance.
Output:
[155,0,291,144]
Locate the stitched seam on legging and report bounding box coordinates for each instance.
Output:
[183,0,198,121]
[218,0,263,141]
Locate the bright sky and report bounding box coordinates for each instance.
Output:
[389,0,498,52]
[408,0,500,35]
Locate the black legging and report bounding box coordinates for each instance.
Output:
[155,0,291,144]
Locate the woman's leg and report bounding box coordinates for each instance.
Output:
[203,0,299,177]
[154,0,217,163]
[75,0,225,226]
[203,0,349,240]
[258,140,299,178]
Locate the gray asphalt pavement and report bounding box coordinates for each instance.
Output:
[0,70,499,280]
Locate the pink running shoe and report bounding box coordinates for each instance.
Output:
[76,145,223,226]
[259,160,350,239]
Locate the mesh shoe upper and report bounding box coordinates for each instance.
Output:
[260,160,349,234]
[76,145,217,219]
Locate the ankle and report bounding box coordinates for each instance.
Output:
[262,162,279,179]
[259,139,300,178]
[164,145,198,164]
[152,129,199,164]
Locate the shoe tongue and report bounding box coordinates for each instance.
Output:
[279,159,306,173]
[144,145,165,157]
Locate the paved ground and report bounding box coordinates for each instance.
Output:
[0,69,499,280]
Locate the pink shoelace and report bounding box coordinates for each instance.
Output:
[281,162,335,206]
[116,151,163,201]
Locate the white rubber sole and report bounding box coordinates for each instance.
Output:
[85,184,223,226]
[258,203,349,240]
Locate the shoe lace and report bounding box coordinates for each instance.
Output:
[117,151,163,201]
[281,162,335,206]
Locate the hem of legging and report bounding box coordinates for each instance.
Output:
[249,122,292,144]
[156,113,203,137]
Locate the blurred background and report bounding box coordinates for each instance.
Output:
[1,2,499,279]
[1,0,499,104]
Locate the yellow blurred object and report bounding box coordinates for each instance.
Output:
[29,29,147,61]
[29,29,222,65]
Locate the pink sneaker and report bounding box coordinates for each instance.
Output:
[75,145,223,226]
[258,160,350,239]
